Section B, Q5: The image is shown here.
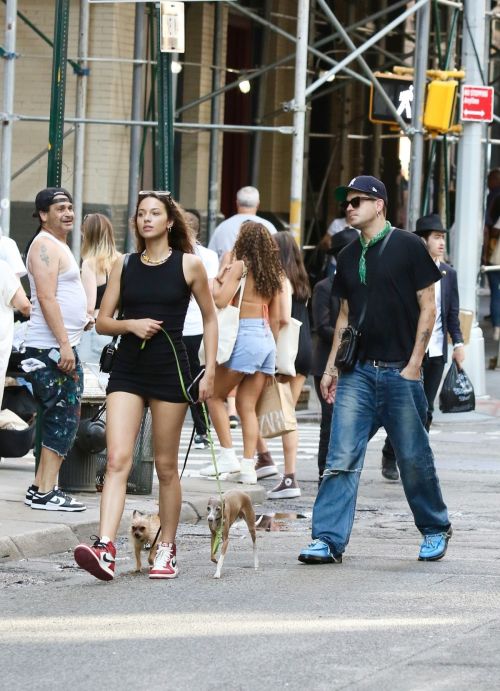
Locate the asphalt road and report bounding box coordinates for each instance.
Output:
[1,413,499,691]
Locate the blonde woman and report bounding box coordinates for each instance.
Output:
[79,213,121,368]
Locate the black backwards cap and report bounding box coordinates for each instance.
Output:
[33,187,73,217]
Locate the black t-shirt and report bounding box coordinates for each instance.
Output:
[332,228,442,361]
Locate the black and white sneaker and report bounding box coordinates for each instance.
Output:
[24,484,39,506]
[31,487,86,512]
[194,434,209,450]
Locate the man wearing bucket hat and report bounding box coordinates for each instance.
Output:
[380,213,464,481]
[298,175,452,565]
[23,188,90,512]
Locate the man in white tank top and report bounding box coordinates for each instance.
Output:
[24,188,90,512]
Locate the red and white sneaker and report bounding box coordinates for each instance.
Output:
[149,542,178,579]
[74,538,116,581]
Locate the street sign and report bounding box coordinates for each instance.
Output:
[369,73,414,125]
[460,84,494,122]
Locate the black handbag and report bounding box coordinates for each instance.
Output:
[335,325,361,372]
[99,254,130,373]
[334,228,394,373]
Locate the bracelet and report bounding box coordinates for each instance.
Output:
[323,370,338,377]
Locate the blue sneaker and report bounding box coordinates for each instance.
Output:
[298,539,342,564]
[418,527,453,561]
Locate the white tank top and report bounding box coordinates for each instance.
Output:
[25,230,87,348]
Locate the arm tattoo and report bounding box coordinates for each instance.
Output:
[40,244,50,267]
[419,328,431,345]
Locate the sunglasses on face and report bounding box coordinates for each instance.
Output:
[341,196,377,212]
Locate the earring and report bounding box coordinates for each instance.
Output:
[167,224,173,232]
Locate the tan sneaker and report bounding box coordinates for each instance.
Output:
[268,474,301,499]
[255,452,279,479]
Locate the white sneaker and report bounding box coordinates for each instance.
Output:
[199,448,240,477]
[238,459,258,485]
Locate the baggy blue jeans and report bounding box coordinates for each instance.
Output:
[312,361,450,554]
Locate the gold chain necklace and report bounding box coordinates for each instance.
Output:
[141,247,172,265]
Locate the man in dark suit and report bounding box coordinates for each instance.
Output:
[381,213,465,481]
[311,227,359,484]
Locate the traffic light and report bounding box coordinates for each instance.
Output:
[369,74,414,125]
[423,80,458,133]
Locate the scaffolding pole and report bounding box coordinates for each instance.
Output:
[47,0,70,187]
[0,0,17,237]
[127,2,145,250]
[207,3,223,242]
[454,0,487,396]
[305,0,431,97]
[289,0,309,246]
[407,0,431,232]
[155,3,173,191]
[315,0,409,133]
[72,0,90,262]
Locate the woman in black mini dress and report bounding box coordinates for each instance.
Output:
[75,192,217,582]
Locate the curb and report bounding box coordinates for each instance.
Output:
[0,486,266,563]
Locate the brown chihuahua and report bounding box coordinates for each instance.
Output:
[130,509,161,572]
[207,489,258,579]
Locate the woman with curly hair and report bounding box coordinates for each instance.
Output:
[75,191,217,581]
[79,213,121,370]
[200,221,283,484]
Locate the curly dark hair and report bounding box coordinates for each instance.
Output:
[233,221,284,299]
[273,231,311,302]
[132,192,194,254]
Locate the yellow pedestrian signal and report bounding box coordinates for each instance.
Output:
[423,80,458,134]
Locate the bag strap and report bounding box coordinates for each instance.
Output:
[233,269,247,309]
[109,253,130,348]
[356,227,394,330]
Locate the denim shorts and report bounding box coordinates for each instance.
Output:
[24,347,84,459]
[224,319,276,375]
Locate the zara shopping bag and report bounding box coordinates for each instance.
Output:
[199,273,247,366]
[256,378,297,439]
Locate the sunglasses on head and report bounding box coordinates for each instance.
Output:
[138,190,173,204]
[340,196,378,212]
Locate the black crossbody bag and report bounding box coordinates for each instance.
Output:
[335,228,394,373]
[99,254,130,373]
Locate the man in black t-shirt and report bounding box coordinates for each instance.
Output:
[298,175,452,566]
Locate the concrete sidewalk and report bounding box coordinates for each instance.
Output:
[1,321,499,564]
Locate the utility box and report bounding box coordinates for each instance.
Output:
[424,80,458,133]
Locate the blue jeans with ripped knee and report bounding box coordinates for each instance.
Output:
[311,361,450,554]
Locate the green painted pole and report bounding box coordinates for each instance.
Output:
[47,0,70,187]
[155,3,174,191]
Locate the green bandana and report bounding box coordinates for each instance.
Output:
[358,221,391,284]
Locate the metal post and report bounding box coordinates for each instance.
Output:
[47,0,70,187]
[127,2,145,250]
[289,0,310,247]
[155,3,174,191]
[407,2,431,232]
[0,0,17,237]
[72,0,90,262]
[207,4,223,242]
[454,0,488,396]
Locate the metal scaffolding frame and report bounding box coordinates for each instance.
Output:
[0,0,494,261]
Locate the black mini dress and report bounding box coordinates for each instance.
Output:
[107,250,192,403]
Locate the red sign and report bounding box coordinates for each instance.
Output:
[460,85,494,122]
